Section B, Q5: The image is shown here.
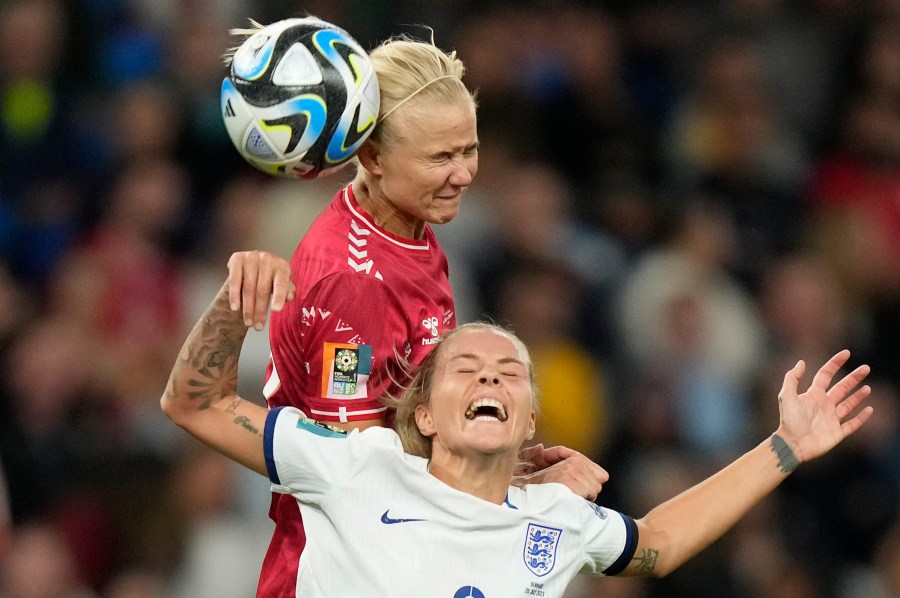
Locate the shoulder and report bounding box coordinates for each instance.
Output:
[515,482,585,504]
[514,483,609,518]
[271,408,402,453]
[357,425,403,448]
[297,192,354,250]
[347,426,428,476]
[303,270,407,311]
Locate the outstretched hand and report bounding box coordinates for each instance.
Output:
[776,350,873,465]
[226,251,296,330]
[517,444,609,501]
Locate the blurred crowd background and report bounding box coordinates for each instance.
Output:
[0,0,898,597]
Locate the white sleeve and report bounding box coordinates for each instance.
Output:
[263,406,371,501]
[578,500,639,576]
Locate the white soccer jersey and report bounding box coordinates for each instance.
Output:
[263,407,638,597]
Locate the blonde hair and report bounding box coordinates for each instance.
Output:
[222,19,266,66]
[388,322,539,460]
[367,35,473,146]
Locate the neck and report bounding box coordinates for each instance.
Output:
[427,450,517,504]
[351,179,425,239]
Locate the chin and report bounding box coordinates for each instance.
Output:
[429,209,460,225]
[470,437,518,456]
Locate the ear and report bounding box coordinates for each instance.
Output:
[525,411,536,441]
[414,403,436,437]
[356,140,383,176]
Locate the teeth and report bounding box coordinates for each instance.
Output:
[464,398,508,422]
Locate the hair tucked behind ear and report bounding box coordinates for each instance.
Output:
[385,340,443,459]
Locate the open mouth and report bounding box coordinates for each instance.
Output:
[464,398,508,422]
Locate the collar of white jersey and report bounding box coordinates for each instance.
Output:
[342,186,432,251]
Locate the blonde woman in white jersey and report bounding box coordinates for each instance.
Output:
[161,257,873,597]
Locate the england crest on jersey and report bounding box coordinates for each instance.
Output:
[523,523,562,577]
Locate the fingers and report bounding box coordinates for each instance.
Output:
[518,443,544,463]
[782,351,866,405]
[537,445,579,465]
[253,261,276,329]
[541,454,609,501]
[810,349,851,391]
[271,266,296,312]
[777,350,876,463]
[516,447,610,500]
[226,252,246,311]
[841,405,874,437]
[565,456,609,501]
[225,250,294,330]
[835,384,872,420]
[827,364,871,404]
[779,359,806,402]
[242,255,261,328]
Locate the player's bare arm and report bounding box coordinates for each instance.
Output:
[620,350,873,577]
[161,281,270,476]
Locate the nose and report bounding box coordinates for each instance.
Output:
[478,373,500,386]
[448,156,475,187]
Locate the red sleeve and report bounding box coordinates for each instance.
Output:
[265,272,412,423]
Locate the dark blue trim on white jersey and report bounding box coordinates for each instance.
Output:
[264,406,286,485]
[602,513,638,576]
[504,494,518,509]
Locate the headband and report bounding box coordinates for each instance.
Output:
[376,75,461,123]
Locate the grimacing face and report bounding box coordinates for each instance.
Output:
[371,96,478,231]
[414,329,536,459]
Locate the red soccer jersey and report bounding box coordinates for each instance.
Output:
[257,184,456,596]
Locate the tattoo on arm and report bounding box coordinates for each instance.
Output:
[234,416,261,436]
[165,288,246,411]
[632,548,659,573]
[770,434,800,474]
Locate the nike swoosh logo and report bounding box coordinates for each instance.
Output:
[380,509,427,524]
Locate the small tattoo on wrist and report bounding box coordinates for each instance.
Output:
[770,434,800,473]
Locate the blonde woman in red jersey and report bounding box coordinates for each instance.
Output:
[226,31,609,597]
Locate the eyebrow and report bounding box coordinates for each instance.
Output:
[449,353,524,366]
[428,141,480,159]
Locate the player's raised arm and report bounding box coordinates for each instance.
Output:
[161,251,295,475]
[620,350,873,577]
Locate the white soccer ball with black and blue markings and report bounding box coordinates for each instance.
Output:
[221,17,380,179]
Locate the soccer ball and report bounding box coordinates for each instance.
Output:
[221,18,380,179]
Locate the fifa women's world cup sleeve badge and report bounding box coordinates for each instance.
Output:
[321,342,373,399]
